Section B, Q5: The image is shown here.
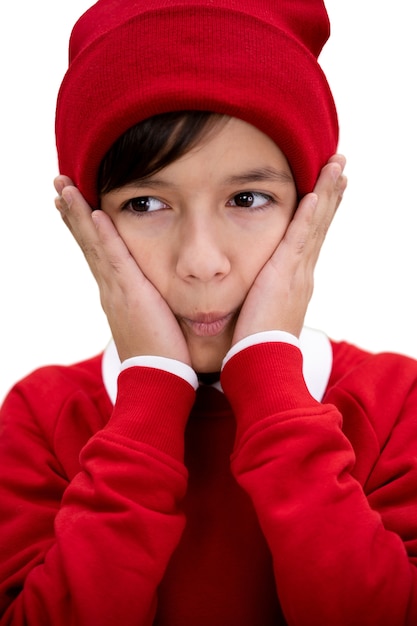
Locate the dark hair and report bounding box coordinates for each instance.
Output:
[97,111,226,197]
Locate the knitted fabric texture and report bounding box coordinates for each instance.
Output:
[55,0,339,208]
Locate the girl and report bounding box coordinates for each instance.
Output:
[1,1,417,625]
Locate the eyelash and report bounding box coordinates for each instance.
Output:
[120,191,275,216]
[121,196,168,215]
[227,191,274,211]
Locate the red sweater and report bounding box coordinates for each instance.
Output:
[1,339,417,625]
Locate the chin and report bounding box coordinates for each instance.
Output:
[189,345,226,374]
[191,357,223,374]
[187,330,234,374]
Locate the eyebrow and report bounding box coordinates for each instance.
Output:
[223,167,294,186]
[123,166,294,190]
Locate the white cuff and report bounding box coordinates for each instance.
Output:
[120,355,199,390]
[222,330,300,368]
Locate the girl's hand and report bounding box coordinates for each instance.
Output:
[54,177,191,365]
[232,155,347,343]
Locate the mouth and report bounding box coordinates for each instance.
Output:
[180,311,235,337]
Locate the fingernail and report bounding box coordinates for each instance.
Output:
[62,188,73,208]
[331,164,342,182]
[54,178,65,195]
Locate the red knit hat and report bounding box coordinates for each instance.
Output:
[55,0,338,208]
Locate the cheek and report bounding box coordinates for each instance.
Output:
[239,216,291,278]
[117,226,168,286]
[240,243,274,285]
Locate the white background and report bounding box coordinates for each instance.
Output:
[1,1,416,402]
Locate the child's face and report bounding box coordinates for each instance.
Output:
[101,117,298,372]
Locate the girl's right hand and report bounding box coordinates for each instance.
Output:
[54,176,191,366]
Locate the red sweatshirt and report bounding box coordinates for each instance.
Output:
[1,335,417,625]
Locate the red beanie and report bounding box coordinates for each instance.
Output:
[55,0,338,208]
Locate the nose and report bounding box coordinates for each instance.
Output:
[176,213,231,282]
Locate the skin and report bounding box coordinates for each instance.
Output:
[54,117,347,373]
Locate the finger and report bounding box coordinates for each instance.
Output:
[328,153,346,169]
[297,155,347,249]
[58,185,98,241]
[91,209,146,284]
[54,174,74,196]
[56,185,144,291]
[261,193,317,292]
[55,185,110,281]
[280,192,318,257]
[54,194,75,235]
[315,155,348,211]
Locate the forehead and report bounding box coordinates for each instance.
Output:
[98,113,295,198]
[151,116,294,179]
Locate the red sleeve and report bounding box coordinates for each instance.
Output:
[221,342,417,626]
[0,366,195,626]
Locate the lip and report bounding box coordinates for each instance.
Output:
[180,312,234,337]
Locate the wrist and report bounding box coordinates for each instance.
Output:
[221,342,318,440]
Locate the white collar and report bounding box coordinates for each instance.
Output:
[102,327,333,406]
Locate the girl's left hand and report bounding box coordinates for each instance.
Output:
[232,155,347,344]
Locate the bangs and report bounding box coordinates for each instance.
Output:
[98,111,227,198]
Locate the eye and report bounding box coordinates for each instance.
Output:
[228,192,273,209]
[122,196,168,214]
